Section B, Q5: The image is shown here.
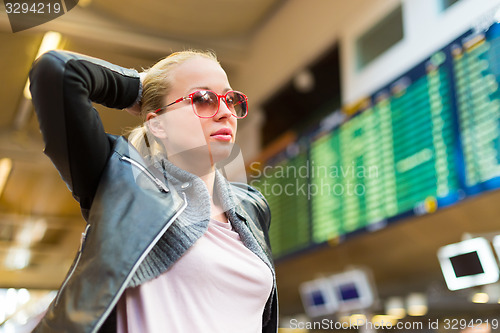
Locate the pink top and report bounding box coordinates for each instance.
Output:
[116,218,273,333]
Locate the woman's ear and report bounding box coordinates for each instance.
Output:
[146,112,167,139]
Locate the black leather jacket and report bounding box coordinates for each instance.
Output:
[29,51,278,333]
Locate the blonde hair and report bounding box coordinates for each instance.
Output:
[127,50,219,158]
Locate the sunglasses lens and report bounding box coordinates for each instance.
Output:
[191,90,248,118]
[225,91,248,118]
[192,90,219,117]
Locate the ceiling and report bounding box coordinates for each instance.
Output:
[0,0,500,323]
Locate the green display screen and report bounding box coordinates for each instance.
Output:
[310,59,460,244]
[251,146,310,257]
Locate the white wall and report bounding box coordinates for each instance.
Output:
[343,0,500,104]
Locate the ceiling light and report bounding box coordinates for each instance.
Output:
[407,293,428,316]
[4,247,31,270]
[0,158,12,198]
[35,31,62,59]
[293,69,315,93]
[385,297,406,319]
[371,315,398,327]
[15,218,47,246]
[472,292,489,304]
[349,314,367,327]
[5,288,18,316]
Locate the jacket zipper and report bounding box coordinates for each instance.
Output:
[120,155,169,193]
[91,192,187,333]
[54,223,91,306]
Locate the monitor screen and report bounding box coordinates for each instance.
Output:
[438,237,499,290]
[450,251,484,277]
[338,282,360,301]
[329,269,375,312]
[299,279,337,317]
[309,290,326,306]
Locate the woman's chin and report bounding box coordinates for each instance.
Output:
[209,143,235,164]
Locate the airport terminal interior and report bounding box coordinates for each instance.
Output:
[2,0,500,331]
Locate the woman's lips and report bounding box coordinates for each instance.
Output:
[210,128,233,141]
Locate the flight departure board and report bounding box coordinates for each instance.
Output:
[310,52,461,244]
[251,143,311,257]
[255,21,500,259]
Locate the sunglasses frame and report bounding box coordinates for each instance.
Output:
[154,89,248,119]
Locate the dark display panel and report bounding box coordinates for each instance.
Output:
[310,291,326,306]
[450,252,484,277]
[339,283,360,301]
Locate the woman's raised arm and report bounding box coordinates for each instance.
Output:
[29,50,141,212]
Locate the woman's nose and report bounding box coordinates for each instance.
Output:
[216,98,233,119]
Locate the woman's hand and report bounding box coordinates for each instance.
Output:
[124,71,146,117]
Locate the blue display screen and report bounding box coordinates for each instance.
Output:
[339,283,360,301]
[309,290,326,306]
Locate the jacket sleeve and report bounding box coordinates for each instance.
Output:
[29,50,141,211]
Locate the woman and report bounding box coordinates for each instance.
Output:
[29,49,277,333]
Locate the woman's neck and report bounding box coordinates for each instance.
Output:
[198,169,216,197]
[166,152,227,222]
[167,153,215,195]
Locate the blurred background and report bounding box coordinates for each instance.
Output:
[2,0,500,331]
